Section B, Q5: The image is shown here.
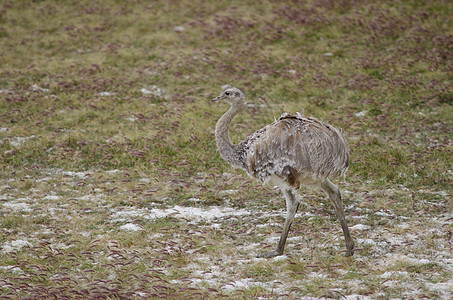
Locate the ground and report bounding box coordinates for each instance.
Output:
[0,0,452,299]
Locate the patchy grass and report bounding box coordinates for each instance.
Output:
[1,0,452,298]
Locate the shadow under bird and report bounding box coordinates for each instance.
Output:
[212,85,355,258]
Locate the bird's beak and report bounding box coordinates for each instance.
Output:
[211,96,220,102]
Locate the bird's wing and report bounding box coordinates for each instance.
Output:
[244,114,349,184]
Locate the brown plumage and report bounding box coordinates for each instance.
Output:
[212,86,355,258]
[242,113,349,187]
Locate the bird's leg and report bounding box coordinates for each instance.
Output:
[258,188,300,258]
[321,178,355,256]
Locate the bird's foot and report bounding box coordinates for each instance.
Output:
[344,243,355,257]
[257,249,282,258]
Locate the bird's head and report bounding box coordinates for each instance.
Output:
[211,85,245,106]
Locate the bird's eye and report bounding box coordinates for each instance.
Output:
[235,92,239,97]
[225,91,230,96]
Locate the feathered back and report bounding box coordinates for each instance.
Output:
[242,113,349,187]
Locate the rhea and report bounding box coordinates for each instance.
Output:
[212,86,355,258]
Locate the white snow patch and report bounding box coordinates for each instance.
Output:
[98,92,114,96]
[141,85,170,99]
[119,223,142,232]
[77,194,104,201]
[187,197,202,203]
[174,26,185,32]
[307,272,329,279]
[0,266,23,274]
[345,295,374,300]
[2,240,32,253]
[106,169,120,174]
[382,254,433,268]
[2,135,36,147]
[111,205,252,225]
[139,177,151,183]
[44,195,60,201]
[256,222,280,228]
[31,84,50,92]
[221,278,267,292]
[357,238,376,245]
[350,224,371,231]
[272,255,288,262]
[141,88,152,94]
[354,111,367,117]
[61,171,88,178]
[146,205,252,222]
[2,202,32,212]
[112,209,145,221]
[417,189,450,197]
[380,271,409,278]
[264,235,305,243]
[398,185,410,191]
[375,210,393,217]
[425,278,453,298]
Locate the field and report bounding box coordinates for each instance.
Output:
[0,0,452,298]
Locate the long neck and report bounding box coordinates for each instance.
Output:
[215,103,244,167]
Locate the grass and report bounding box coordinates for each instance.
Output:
[1,0,452,298]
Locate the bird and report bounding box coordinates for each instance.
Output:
[211,85,355,258]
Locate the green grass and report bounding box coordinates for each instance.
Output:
[1,0,452,298]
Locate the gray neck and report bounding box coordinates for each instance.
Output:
[215,103,244,168]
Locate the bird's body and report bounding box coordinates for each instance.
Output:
[242,113,349,187]
[212,86,355,258]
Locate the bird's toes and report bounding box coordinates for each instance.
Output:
[257,250,282,259]
[344,242,355,257]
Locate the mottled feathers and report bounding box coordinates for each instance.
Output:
[240,113,349,188]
